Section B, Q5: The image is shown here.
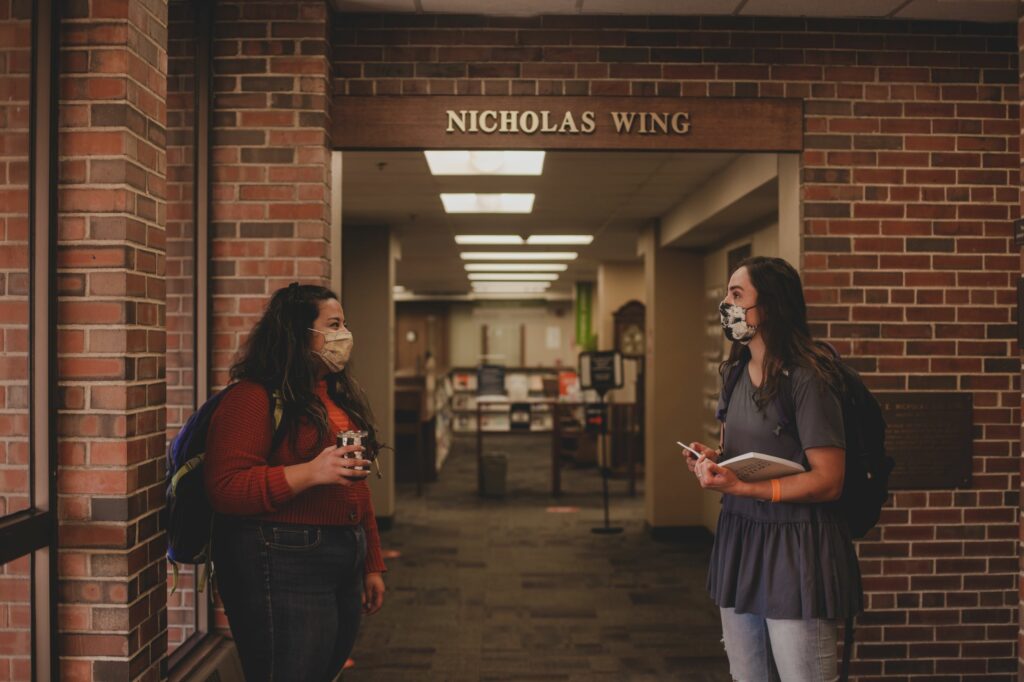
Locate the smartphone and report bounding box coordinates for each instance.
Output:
[676,441,704,461]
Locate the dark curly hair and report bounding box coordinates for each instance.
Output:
[720,257,843,410]
[229,283,379,455]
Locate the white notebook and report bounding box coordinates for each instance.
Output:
[720,452,806,482]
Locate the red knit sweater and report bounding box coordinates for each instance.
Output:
[204,380,386,574]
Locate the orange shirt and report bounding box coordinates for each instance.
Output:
[315,380,354,435]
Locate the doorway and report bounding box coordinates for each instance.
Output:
[331,146,797,679]
[337,148,798,523]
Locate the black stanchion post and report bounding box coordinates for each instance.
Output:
[591,391,622,535]
[579,351,625,536]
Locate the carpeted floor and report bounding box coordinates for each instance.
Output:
[345,433,731,681]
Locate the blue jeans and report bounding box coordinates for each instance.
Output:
[213,519,366,682]
[720,608,838,682]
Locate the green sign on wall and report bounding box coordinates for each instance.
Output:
[574,282,596,351]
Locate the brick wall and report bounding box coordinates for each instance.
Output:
[333,14,1020,679]
[210,0,334,392]
[58,0,169,679]
[0,2,33,678]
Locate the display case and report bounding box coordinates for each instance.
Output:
[447,366,568,434]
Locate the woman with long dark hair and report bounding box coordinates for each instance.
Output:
[204,283,386,682]
[685,257,862,681]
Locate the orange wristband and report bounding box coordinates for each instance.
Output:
[770,478,782,503]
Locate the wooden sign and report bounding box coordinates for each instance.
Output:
[333,96,803,152]
[880,392,973,489]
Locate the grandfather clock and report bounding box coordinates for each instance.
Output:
[613,300,645,358]
[612,300,645,484]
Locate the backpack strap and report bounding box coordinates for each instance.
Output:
[840,613,854,680]
[715,354,750,423]
[772,369,796,437]
[267,388,286,452]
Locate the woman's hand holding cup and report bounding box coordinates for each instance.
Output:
[309,444,371,486]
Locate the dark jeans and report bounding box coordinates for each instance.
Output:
[212,518,366,682]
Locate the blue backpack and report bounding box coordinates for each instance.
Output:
[164,383,283,592]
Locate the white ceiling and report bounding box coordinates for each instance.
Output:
[332,0,1017,22]
[341,151,778,296]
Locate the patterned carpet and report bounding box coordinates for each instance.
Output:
[345,433,731,681]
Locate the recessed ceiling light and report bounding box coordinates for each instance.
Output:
[425,151,545,176]
[460,252,577,261]
[464,263,568,272]
[454,235,525,245]
[472,286,551,295]
[441,193,534,214]
[526,235,594,245]
[472,282,551,291]
[468,273,559,281]
[473,288,552,296]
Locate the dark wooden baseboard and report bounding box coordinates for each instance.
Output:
[646,524,714,544]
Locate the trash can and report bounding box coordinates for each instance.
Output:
[481,452,508,498]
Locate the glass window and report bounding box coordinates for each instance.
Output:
[0,0,33,520]
[0,1,56,677]
[166,0,206,659]
[0,555,32,682]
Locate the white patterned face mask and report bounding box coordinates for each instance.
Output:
[310,328,353,372]
[719,302,757,345]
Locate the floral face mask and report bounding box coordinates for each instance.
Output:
[719,302,757,345]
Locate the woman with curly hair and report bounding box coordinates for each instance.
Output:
[205,283,386,682]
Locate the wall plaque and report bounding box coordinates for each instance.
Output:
[1018,277,1024,349]
[879,392,973,489]
[333,96,803,152]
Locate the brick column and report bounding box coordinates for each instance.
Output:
[58,1,168,680]
[210,0,334,388]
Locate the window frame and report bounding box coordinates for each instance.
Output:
[0,0,60,679]
[166,0,215,671]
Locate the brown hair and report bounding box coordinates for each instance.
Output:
[720,257,842,410]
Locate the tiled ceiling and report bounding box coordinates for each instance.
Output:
[332,0,1016,22]
[342,151,771,295]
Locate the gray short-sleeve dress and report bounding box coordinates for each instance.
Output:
[707,364,864,620]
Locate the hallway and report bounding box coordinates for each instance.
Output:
[346,434,731,681]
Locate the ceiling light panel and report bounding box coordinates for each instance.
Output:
[460,252,578,261]
[471,288,552,296]
[464,263,568,272]
[472,282,551,291]
[454,235,525,245]
[468,273,559,281]
[426,151,545,176]
[526,235,594,245]
[441,193,535,214]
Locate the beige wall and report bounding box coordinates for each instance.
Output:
[449,301,575,368]
[640,227,705,527]
[697,220,779,531]
[342,225,397,517]
[596,262,645,350]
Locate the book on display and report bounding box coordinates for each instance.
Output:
[720,452,806,482]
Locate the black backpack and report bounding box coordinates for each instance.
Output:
[717,347,894,539]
